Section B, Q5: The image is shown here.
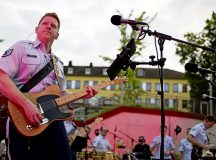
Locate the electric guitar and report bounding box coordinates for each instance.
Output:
[68,117,103,145]
[8,77,128,137]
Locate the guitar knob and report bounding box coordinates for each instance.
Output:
[26,125,33,130]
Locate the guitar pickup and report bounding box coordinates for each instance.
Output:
[37,103,44,114]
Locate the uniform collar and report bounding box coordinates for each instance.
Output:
[33,39,42,48]
[201,122,207,131]
[34,39,53,54]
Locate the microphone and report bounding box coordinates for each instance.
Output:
[111,15,147,26]
[202,94,216,101]
[185,63,215,74]
[106,38,136,80]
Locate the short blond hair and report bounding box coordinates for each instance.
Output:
[38,12,60,30]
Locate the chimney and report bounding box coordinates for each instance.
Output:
[68,61,73,67]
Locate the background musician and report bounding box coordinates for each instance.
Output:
[178,128,193,160]
[150,125,175,160]
[187,115,216,160]
[93,127,113,153]
[132,136,152,160]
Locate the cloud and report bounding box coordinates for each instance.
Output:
[0,0,215,72]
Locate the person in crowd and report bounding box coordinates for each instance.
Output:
[132,136,152,160]
[150,125,175,160]
[93,127,113,153]
[187,115,216,160]
[64,109,92,160]
[0,12,98,160]
[178,128,193,160]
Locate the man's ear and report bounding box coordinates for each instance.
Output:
[35,27,38,34]
[54,32,59,40]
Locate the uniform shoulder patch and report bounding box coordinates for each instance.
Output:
[2,49,13,57]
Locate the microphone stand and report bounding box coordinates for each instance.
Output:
[129,26,216,160]
[118,130,137,149]
[82,120,97,160]
[203,74,215,115]
[107,130,123,153]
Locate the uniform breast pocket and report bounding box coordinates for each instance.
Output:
[21,56,41,75]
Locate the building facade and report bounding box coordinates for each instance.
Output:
[64,61,191,112]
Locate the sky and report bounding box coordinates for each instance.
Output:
[0,0,215,73]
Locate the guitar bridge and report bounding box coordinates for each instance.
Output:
[26,118,49,130]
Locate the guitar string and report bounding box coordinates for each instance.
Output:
[36,78,125,113]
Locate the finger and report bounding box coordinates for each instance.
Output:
[36,113,44,120]
[32,115,41,126]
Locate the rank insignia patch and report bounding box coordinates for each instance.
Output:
[2,49,13,57]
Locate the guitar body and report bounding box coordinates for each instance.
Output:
[8,85,71,137]
[7,77,127,137]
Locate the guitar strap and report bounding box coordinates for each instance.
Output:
[20,59,54,92]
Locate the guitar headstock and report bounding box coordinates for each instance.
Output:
[113,76,128,84]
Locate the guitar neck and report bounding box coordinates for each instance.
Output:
[55,79,124,107]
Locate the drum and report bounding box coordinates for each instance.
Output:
[92,152,105,160]
[76,152,85,160]
[90,152,118,160]
[76,151,93,160]
[105,152,114,160]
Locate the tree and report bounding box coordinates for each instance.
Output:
[101,10,156,105]
[175,12,216,110]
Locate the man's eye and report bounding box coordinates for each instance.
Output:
[51,24,57,29]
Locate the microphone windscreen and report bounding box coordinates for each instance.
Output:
[202,94,208,100]
[111,15,122,25]
[185,63,198,73]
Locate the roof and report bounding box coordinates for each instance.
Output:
[64,64,186,79]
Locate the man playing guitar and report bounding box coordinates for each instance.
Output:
[187,115,216,160]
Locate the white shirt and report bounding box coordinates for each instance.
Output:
[93,135,113,153]
[178,138,193,160]
[150,135,175,159]
[0,39,66,92]
[189,122,209,145]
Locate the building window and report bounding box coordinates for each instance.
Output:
[67,67,73,74]
[146,83,151,92]
[84,81,89,87]
[182,100,190,109]
[155,98,160,106]
[75,80,80,89]
[164,99,169,108]
[66,80,72,89]
[137,69,144,76]
[102,68,107,75]
[173,84,178,92]
[182,84,188,93]
[155,83,160,91]
[145,98,151,105]
[136,98,142,104]
[164,83,169,92]
[93,81,98,86]
[173,99,178,109]
[85,68,91,75]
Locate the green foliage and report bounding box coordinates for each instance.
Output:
[175,12,216,99]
